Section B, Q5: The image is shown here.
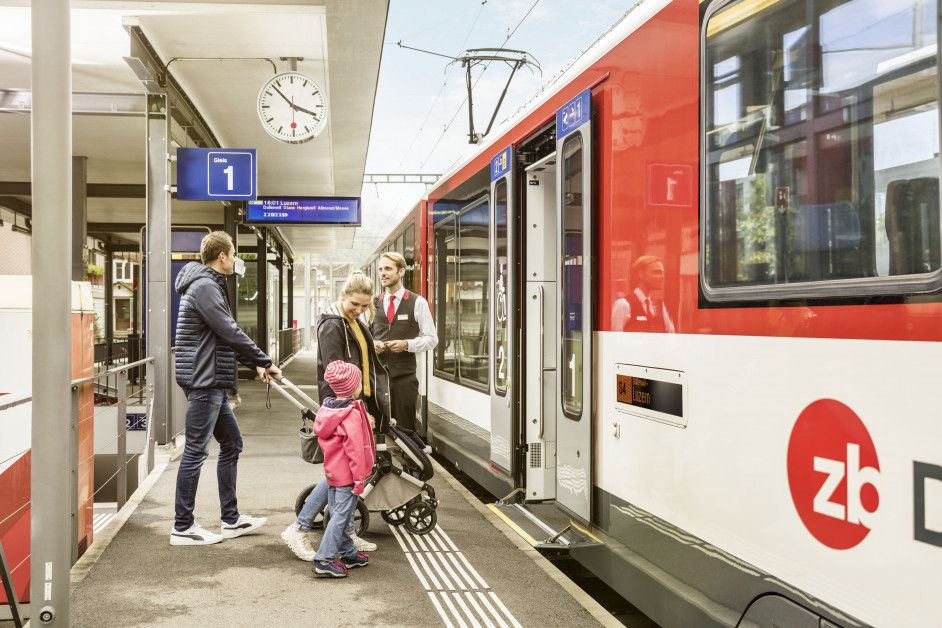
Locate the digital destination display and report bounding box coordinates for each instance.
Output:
[616,374,683,418]
[245,197,361,225]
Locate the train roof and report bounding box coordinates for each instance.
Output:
[425,0,671,199]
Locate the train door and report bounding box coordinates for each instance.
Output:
[523,153,557,500]
[489,147,515,475]
[555,89,593,521]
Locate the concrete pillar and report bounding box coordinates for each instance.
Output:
[71,156,87,281]
[303,255,311,349]
[287,259,294,330]
[224,203,238,314]
[105,246,115,363]
[146,93,172,444]
[30,2,73,624]
[256,229,268,358]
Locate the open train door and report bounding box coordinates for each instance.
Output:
[489,146,515,477]
[555,89,593,521]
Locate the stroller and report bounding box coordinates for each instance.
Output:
[269,377,439,536]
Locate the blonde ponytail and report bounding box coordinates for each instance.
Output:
[341,270,373,298]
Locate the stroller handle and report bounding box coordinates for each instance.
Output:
[268,377,321,412]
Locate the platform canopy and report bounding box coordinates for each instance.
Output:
[0,0,388,256]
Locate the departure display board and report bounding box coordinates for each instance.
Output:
[616,374,683,418]
[245,197,361,225]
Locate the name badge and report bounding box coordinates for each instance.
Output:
[397,314,409,321]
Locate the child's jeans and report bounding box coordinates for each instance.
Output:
[297,477,356,537]
[314,484,358,562]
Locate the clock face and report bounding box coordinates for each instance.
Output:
[256,71,327,144]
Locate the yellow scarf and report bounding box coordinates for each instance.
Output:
[345,314,371,397]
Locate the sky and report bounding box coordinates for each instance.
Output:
[348,0,634,262]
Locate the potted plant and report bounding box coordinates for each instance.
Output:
[86,264,105,286]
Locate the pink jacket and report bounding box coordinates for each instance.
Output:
[313,398,376,492]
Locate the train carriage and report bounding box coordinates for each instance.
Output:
[369,0,942,625]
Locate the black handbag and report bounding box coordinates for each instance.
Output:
[299,409,323,464]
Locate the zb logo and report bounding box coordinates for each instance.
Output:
[787,399,880,549]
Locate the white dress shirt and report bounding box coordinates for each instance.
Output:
[383,286,439,353]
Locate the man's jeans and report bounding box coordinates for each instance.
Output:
[174,388,243,531]
[297,477,356,537]
[313,484,358,562]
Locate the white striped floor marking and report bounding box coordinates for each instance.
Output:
[390,523,522,628]
[93,512,115,534]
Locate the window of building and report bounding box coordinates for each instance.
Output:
[703,0,941,300]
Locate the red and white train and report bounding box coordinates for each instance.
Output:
[367,0,942,625]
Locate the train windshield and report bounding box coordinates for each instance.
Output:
[703,0,941,296]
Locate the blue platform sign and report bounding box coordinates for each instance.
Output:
[177,147,256,200]
[491,146,512,181]
[245,197,361,225]
[557,89,592,139]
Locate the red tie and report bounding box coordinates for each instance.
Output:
[386,295,396,324]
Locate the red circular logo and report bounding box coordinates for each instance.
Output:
[787,399,880,549]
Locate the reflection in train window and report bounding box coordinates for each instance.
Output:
[457,198,490,390]
[703,0,941,297]
[404,223,415,291]
[493,179,509,396]
[434,216,458,378]
[561,134,584,420]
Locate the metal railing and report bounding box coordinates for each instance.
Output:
[0,356,155,627]
[277,327,301,364]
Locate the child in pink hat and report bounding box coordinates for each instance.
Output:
[309,360,376,577]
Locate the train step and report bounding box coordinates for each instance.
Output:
[487,499,603,551]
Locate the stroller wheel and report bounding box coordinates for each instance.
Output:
[403,501,437,536]
[381,504,408,526]
[323,499,370,537]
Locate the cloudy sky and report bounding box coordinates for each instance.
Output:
[349,0,634,262]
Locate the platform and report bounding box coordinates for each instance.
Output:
[68,353,614,627]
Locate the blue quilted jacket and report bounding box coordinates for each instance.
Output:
[174,262,271,389]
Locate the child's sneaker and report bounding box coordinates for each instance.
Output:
[350,533,377,552]
[341,552,370,569]
[313,559,348,578]
[281,524,316,561]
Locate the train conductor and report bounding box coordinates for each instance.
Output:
[371,251,437,433]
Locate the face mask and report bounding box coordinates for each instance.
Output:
[233,256,246,277]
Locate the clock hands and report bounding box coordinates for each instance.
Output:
[271,85,320,119]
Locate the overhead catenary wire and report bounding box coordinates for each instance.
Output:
[418,0,542,170]
[396,0,489,171]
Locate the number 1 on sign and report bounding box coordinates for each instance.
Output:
[224,165,234,191]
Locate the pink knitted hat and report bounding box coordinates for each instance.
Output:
[324,360,362,398]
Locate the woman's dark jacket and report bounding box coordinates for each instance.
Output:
[174,262,271,389]
[316,302,392,430]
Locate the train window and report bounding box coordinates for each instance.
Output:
[404,223,415,291]
[561,135,584,420]
[493,179,509,396]
[703,0,941,300]
[458,198,491,390]
[434,217,458,378]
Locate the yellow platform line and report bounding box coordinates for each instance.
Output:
[568,519,604,545]
[486,504,541,547]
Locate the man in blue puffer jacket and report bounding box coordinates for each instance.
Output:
[170,231,281,546]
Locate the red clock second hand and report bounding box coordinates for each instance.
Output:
[291,96,297,129]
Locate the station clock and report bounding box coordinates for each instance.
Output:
[256,71,327,144]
